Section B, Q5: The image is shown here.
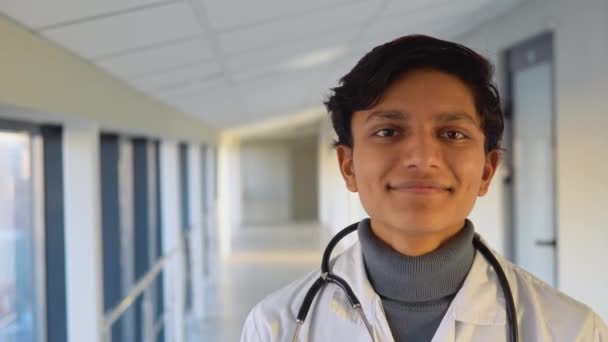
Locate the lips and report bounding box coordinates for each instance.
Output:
[387,181,452,193]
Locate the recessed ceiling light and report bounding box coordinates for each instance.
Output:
[283,46,347,70]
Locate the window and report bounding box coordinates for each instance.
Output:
[0,125,45,342]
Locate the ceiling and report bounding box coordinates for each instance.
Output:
[1,0,524,129]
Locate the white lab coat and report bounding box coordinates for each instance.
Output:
[241,238,608,341]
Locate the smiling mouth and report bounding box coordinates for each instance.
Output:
[387,182,452,194]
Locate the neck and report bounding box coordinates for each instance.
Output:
[369,219,466,256]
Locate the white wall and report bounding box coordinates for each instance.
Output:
[468,165,507,256]
[159,141,185,342]
[289,136,319,221]
[318,118,367,250]
[0,15,217,143]
[240,140,291,224]
[187,145,206,320]
[202,145,218,247]
[456,0,608,320]
[218,135,241,256]
[202,146,221,282]
[62,123,104,342]
[240,135,319,225]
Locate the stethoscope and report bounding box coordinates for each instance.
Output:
[293,221,519,342]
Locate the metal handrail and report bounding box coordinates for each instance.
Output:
[103,248,176,332]
[152,313,167,341]
[102,231,192,341]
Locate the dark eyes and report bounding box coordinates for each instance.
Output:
[374,128,398,137]
[372,129,468,140]
[441,130,467,140]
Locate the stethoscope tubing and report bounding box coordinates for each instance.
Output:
[294,221,519,342]
[473,234,519,342]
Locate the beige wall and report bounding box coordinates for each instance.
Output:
[317,117,366,250]
[240,135,319,225]
[289,135,318,222]
[240,139,291,225]
[0,15,217,143]
[457,0,608,320]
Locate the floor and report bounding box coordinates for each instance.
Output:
[189,221,325,341]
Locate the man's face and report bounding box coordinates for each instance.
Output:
[337,68,500,238]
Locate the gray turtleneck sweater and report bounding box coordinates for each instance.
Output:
[358,219,475,342]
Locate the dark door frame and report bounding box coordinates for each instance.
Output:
[503,31,558,284]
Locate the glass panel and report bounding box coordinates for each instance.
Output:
[0,131,38,342]
[513,61,556,286]
[118,139,135,342]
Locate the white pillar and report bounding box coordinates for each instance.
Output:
[63,123,104,342]
[159,141,185,342]
[187,144,205,319]
[203,146,219,281]
[217,135,241,257]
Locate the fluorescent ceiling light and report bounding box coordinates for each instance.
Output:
[283,46,347,70]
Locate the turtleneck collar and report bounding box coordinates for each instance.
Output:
[358,218,475,303]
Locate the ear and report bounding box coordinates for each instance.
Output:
[336,144,358,192]
[478,149,501,197]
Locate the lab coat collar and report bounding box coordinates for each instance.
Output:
[332,242,382,320]
[450,249,507,326]
[332,237,507,329]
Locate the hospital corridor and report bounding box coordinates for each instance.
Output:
[191,223,323,341]
[1,0,607,341]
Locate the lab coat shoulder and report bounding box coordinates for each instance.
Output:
[241,239,608,341]
[240,244,366,342]
[240,264,324,341]
[498,255,608,341]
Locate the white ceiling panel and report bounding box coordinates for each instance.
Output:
[127,60,221,92]
[381,0,448,17]
[218,0,382,54]
[381,0,493,19]
[225,28,355,73]
[308,54,361,94]
[230,45,348,83]
[357,19,438,50]
[155,77,230,103]
[201,0,365,31]
[41,2,204,59]
[360,0,494,47]
[97,37,214,78]
[172,90,245,128]
[235,68,321,116]
[0,0,165,29]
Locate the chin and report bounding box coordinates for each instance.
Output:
[384,213,449,235]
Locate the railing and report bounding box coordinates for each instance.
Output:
[101,232,190,342]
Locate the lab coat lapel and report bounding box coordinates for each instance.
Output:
[331,237,508,342]
[432,249,508,342]
[331,243,395,341]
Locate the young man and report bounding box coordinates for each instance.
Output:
[241,35,608,341]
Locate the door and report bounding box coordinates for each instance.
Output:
[506,32,557,286]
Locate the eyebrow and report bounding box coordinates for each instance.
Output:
[365,110,409,122]
[435,112,479,126]
[365,110,478,126]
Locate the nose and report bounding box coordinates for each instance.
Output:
[401,131,442,170]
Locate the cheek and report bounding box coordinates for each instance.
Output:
[352,148,393,186]
[352,150,395,207]
[351,158,386,217]
[456,155,486,192]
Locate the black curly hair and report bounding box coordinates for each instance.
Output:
[324,34,504,153]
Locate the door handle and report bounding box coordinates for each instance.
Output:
[535,239,556,247]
